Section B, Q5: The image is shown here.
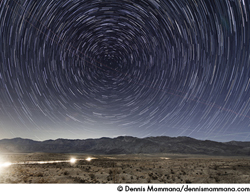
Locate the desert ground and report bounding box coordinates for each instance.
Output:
[0,153,250,183]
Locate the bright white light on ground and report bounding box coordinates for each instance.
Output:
[0,162,12,168]
[160,157,170,160]
[70,158,76,163]
[86,157,92,161]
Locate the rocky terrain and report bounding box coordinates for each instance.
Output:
[0,153,250,183]
[0,136,249,156]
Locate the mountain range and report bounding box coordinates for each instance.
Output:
[0,136,249,156]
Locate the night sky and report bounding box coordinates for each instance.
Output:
[0,0,249,142]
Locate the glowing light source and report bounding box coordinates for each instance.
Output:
[0,162,12,168]
[70,158,76,163]
[160,157,170,160]
[86,157,92,161]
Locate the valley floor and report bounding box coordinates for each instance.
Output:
[0,153,250,183]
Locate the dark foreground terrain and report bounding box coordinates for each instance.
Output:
[0,153,250,183]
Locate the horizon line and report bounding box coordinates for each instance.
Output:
[0,135,248,143]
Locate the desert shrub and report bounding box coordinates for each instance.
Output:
[171,176,175,182]
[148,172,158,180]
[107,175,112,181]
[56,164,62,169]
[23,178,28,183]
[148,173,153,177]
[215,177,220,183]
[37,172,43,177]
[152,174,158,180]
[110,168,120,183]
[63,171,69,175]
[89,173,95,180]
[185,180,192,183]
[72,176,86,183]
[86,166,91,171]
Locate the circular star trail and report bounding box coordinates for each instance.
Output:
[0,0,250,141]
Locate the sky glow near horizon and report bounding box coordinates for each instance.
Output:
[0,0,250,142]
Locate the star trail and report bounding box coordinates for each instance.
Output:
[0,0,249,141]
